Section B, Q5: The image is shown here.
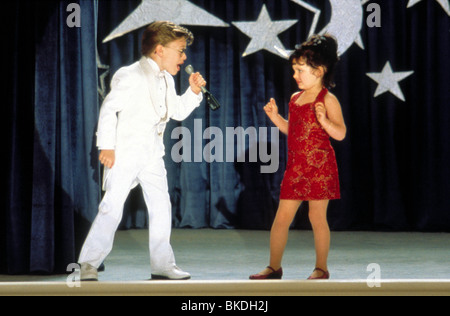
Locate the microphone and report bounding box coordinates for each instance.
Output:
[185,65,221,111]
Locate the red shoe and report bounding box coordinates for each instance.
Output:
[307,268,330,280]
[249,266,283,280]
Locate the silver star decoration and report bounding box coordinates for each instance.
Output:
[103,0,229,43]
[367,61,414,102]
[96,48,110,100]
[290,0,321,39]
[232,4,298,59]
[290,0,367,56]
[407,0,450,16]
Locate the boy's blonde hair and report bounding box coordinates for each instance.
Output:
[141,21,194,56]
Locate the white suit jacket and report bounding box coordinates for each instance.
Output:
[97,57,202,159]
[97,57,202,190]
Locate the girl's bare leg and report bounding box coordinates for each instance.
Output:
[257,200,302,275]
[308,200,330,278]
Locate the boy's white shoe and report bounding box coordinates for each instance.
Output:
[151,266,191,280]
[80,263,98,281]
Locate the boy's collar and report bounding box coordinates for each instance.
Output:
[146,57,166,77]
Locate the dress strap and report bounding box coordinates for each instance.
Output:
[292,91,303,103]
[314,87,328,105]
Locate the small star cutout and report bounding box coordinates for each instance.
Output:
[232,4,298,59]
[367,61,414,102]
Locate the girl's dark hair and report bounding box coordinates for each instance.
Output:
[289,34,340,88]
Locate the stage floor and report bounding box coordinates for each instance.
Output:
[1,229,449,295]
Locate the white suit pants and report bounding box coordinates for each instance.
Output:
[78,158,176,273]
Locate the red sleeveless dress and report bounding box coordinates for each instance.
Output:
[280,88,340,201]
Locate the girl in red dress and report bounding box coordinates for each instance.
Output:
[250,35,346,280]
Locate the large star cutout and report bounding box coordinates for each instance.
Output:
[367,61,414,102]
[407,0,450,16]
[103,0,229,43]
[232,5,298,59]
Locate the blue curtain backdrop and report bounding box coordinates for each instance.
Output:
[2,0,450,274]
[3,0,101,274]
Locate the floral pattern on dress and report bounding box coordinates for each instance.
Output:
[280,88,340,201]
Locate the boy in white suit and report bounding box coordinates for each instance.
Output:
[79,21,206,281]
